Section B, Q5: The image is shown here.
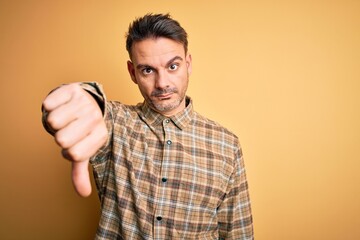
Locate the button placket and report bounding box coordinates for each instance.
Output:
[155,117,174,235]
[163,118,173,148]
[162,120,171,186]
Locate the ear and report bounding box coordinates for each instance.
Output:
[127,60,138,84]
[186,54,192,75]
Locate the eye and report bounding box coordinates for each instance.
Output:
[169,63,179,71]
[142,67,153,75]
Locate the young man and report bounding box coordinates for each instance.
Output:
[42,13,253,239]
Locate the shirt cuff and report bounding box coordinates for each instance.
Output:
[80,82,106,115]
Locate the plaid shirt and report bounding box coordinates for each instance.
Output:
[48,83,253,239]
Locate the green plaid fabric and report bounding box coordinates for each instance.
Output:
[86,83,253,239]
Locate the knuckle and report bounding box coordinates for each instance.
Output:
[62,83,82,99]
[66,83,82,92]
[97,122,108,139]
[100,130,108,144]
[46,114,61,130]
[102,125,108,137]
[66,148,84,162]
[61,143,85,162]
[86,111,103,126]
[42,100,51,111]
[87,111,98,122]
[55,132,70,148]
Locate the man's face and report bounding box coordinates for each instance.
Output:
[127,37,192,116]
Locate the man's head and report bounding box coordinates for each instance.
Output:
[126,13,188,59]
[126,13,192,117]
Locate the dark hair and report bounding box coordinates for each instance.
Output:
[126,13,188,57]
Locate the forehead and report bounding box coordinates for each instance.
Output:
[131,37,186,65]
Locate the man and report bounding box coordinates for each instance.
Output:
[42,13,253,239]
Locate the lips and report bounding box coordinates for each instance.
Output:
[156,93,173,99]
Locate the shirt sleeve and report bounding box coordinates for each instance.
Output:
[82,83,114,200]
[217,146,254,239]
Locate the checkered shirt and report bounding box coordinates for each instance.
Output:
[50,82,254,239]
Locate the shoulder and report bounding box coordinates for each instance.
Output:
[192,111,240,146]
[104,101,142,121]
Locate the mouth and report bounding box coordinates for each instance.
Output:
[152,88,177,100]
[156,93,173,100]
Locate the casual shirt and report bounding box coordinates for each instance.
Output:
[44,82,254,239]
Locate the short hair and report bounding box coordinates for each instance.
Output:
[126,13,188,57]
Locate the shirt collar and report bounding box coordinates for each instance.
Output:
[137,97,193,130]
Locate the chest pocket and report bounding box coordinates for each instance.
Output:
[171,149,225,239]
[173,182,219,239]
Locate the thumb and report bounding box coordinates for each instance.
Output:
[71,161,92,197]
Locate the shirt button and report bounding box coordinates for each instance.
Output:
[156,216,162,221]
[162,178,167,183]
[165,119,170,123]
[166,140,172,145]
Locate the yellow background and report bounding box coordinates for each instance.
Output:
[1,0,359,239]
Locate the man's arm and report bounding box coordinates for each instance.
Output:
[217,147,254,239]
[42,83,108,197]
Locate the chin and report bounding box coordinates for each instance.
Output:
[153,99,181,113]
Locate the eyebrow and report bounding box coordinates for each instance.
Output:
[136,56,184,70]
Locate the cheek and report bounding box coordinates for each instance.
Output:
[137,79,154,94]
[177,71,189,88]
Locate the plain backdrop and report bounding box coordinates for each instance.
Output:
[0,0,359,239]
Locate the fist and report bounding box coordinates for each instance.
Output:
[42,83,108,197]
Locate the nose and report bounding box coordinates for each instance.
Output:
[155,70,169,89]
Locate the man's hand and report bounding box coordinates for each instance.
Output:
[42,83,108,197]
